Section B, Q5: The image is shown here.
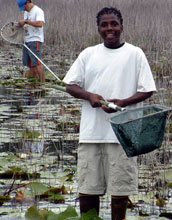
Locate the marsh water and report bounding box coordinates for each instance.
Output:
[0,44,172,220]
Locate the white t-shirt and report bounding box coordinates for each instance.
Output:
[63,42,156,143]
[24,5,45,42]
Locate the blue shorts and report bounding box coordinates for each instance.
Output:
[23,41,42,67]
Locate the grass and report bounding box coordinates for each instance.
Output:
[0,0,171,52]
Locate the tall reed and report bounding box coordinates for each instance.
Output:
[1,0,172,52]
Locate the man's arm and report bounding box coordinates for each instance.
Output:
[18,20,43,27]
[66,85,154,112]
[102,91,153,113]
[114,92,153,107]
[66,84,104,108]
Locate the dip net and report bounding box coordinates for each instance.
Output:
[110,104,172,157]
[1,21,24,45]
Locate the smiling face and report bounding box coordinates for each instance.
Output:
[98,13,123,49]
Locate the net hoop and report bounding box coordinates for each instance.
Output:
[110,104,172,157]
[1,21,24,45]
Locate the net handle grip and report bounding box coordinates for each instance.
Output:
[100,100,126,111]
[52,85,125,112]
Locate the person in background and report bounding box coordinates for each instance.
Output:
[63,7,156,220]
[17,0,45,82]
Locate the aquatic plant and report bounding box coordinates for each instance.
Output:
[25,206,103,220]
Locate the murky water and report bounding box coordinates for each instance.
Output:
[0,46,172,220]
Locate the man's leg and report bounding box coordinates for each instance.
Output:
[27,41,45,82]
[104,144,138,220]
[79,193,100,215]
[78,144,105,216]
[30,64,45,82]
[111,196,128,220]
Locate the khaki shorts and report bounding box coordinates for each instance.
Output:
[78,143,138,196]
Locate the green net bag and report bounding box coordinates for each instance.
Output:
[110,105,171,157]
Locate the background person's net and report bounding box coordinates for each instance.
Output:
[1,22,24,45]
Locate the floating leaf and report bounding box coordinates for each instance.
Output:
[0,169,40,180]
[46,194,65,204]
[25,206,79,220]
[156,198,166,207]
[0,195,11,204]
[0,212,8,216]
[81,209,103,220]
[139,210,149,216]
[49,206,78,220]
[160,212,172,218]
[25,206,41,220]
[28,182,48,197]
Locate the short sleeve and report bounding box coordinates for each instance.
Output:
[36,8,45,23]
[137,49,156,92]
[63,50,87,88]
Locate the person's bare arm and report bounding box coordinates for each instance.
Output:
[66,84,104,108]
[102,91,153,113]
[18,20,43,27]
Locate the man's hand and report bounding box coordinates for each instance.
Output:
[101,99,125,113]
[66,84,105,108]
[101,91,154,113]
[18,20,43,27]
[18,20,25,27]
[87,93,104,108]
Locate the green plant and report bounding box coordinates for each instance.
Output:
[25,206,103,220]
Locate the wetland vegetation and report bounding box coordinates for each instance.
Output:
[0,0,172,219]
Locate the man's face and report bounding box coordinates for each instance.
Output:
[24,1,29,11]
[98,13,123,49]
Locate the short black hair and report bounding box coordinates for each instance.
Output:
[96,7,123,26]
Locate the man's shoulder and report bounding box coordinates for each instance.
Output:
[33,5,44,13]
[32,5,45,21]
[81,44,103,54]
[125,42,143,53]
[124,43,148,63]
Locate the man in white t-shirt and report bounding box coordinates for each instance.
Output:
[63,7,156,220]
[17,0,45,82]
